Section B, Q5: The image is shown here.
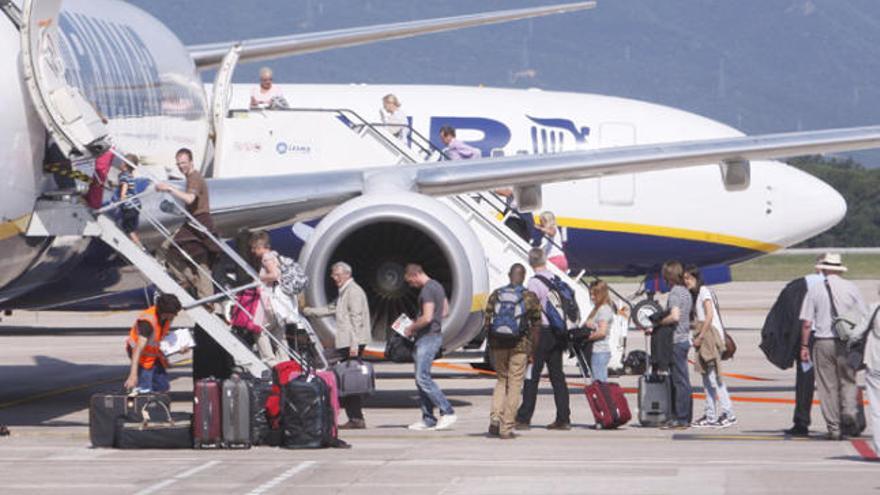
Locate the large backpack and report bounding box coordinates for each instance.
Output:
[276,252,309,297]
[489,286,528,341]
[535,275,580,338]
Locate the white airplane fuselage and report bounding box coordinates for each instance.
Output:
[215,83,846,276]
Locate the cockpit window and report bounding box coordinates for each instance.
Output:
[720,159,750,191]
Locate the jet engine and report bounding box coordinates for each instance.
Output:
[299,192,489,353]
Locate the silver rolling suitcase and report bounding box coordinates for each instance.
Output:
[222,374,252,448]
[638,373,672,426]
[333,359,376,397]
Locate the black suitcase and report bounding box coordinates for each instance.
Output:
[115,408,193,449]
[281,374,335,449]
[244,374,277,446]
[89,392,171,447]
[222,374,251,448]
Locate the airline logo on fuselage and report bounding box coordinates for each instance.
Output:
[428,116,590,157]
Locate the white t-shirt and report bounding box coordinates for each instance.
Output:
[590,304,615,353]
[543,229,565,259]
[695,286,724,339]
[250,85,284,108]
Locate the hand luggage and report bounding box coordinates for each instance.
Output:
[638,373,672,426]
[571,344,631,429]
[281,373,336,449]
[315,369,341,439]
[266,360,305,431]
[89,392,171,447]
[193,377,222,448]
[244,374,278,446]
[222,374,251,448]
[384,330,414,363]
[333,359,376,397]
[114,399,192,449]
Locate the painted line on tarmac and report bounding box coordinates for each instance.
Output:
[851,439,879,460]
[672,433,817,442]
[246,461,315,495]
[0,376,123,410]
[134,460,221,495]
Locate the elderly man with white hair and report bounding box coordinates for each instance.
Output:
[800,252,868,440]
[303,261,371,429]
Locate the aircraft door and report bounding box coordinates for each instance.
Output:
[209,44,241,176]
[20,0,108,157]
[598,122,636,206]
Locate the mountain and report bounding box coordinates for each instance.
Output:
[130,0,880,166]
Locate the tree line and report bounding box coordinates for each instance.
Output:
[789,155,880,247]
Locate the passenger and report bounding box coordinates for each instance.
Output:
[116,154,142,247]
[250,67,285,109]
[123,294,183,393]
[156,148,218,301]
[402,263,457,431]
[800,253,867,440]
[536,211,569,272]
[303,262,371,429]
[249,232,294,365]
[494,187,538,245]
[850,285,880,454]
[515,248,572,431]
[647,260,692,429]
[583,280,615,383]
[684,265,736,428]
[439,125,480,160]
[379,93,409,141]
[484,263,541,439]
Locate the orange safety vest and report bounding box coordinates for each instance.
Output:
[126,306,171,369]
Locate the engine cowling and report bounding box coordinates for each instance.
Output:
[299,192,489,353]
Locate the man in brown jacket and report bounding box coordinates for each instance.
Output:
[303,262,371,429]
[484,263,541,439]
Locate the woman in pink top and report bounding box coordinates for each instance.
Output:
[249,231,295,364]
[250,67,284,109]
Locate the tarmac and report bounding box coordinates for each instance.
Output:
[1,281,878,494]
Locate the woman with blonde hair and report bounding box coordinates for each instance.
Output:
[584,280,616,382]
[536,211,568,272]
[380,93,409,141]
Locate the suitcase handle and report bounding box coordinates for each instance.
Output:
[139,398,174,428]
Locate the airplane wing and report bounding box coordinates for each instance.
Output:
[410,125,880,195]
[205,125,880,235]
[187,2,596,70]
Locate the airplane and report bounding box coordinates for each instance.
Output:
[2,0,880,362]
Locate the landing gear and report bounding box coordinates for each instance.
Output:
[631,296,662,330]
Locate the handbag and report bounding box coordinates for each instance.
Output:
[708,290,736,361]
[847,306,880,371]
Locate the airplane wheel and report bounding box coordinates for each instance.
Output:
[631,299,663,330]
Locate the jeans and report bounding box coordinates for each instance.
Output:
[413,333,453,426]
[137,363,170,393]
[701,365,734,421]
[516,329,570,425]
[671,341,692,423]
[591,351,611,383]
[336,345,366,421]
[490,345,529,435]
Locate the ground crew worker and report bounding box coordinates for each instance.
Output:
[124,294,183,393]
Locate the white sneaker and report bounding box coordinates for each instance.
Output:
[435,414,457,431]
[407,420,435,431]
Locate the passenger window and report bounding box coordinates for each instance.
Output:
[720,159,750,191]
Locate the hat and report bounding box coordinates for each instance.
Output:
[815,252,847,272]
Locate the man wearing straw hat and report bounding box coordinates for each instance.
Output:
[799,253,867,440]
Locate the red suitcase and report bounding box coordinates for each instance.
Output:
[571,344,631,429]
[193,377,222,448]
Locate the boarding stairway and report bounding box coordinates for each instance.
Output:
[330,118,627,363]
[26,153,327,379]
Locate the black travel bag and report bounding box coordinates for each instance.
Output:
[281,373,336,449]
[89,392,171,447]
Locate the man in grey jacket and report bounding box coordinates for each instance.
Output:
[851,287,880,455]
[303,262,372,429]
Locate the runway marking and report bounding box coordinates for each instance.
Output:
[0,376,124,410]
[246,461,315,495]
[672,433,817,442]
[851,439,879,460]
[134,460,221,495]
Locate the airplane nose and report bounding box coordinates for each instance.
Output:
[772,164,847,245]
[805,171,847,233]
